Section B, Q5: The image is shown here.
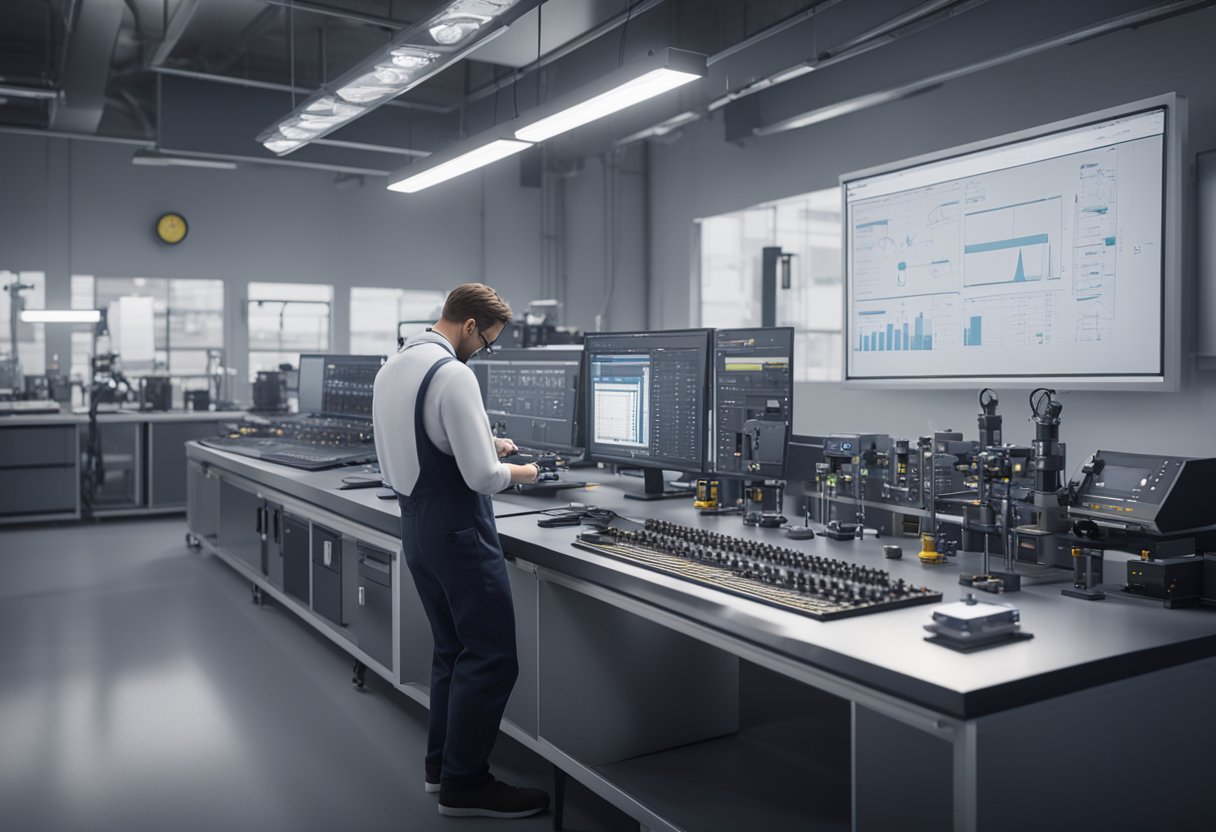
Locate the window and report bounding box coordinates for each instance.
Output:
[350,287,446,355]
[247,281,332,377]
[698,187,843,381]
[69,276,224,404]
[0,271,47,380]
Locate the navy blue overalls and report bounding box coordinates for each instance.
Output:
[396,348,519,787]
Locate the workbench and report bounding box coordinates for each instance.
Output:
[0,410,242,523]
[185,442,1216,831]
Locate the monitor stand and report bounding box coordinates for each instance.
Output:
[624,468,695,501]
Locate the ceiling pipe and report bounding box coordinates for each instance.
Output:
[754,0,1215,137]
[462,0,669,106]
[149,65,456,114]
[259,0,408,31]
[707,0,989,112]
[0,84,61,101]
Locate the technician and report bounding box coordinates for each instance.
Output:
[372,283,548,820]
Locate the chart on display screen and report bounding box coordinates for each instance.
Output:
[843,107,1166,382]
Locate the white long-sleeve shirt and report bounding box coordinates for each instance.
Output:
[372,331,511,496]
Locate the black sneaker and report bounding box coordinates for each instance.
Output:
[438,776,550,819]
[425,761,441,794]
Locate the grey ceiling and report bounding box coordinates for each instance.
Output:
[2,1,1208,176]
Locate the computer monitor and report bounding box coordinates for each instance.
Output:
[713,327,794,480]
[583,329,712,500]
[297,354,385,419]
[468,347,584,453]
[842,94,1185,390]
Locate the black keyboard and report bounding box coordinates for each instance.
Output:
[199,436,375,471]
[575,519,941,621]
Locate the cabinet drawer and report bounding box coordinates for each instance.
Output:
[0,466,77,515]
[312,525,342,572]
[312,560,342,626]
[0,426,76,467]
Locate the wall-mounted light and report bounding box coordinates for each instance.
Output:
[514,48,706,143]
[256,0,539,157]
[21,310,101,324]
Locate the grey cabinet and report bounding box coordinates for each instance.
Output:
[149,421,228,509]
[282,514,310,604]
[311,524,343,626]
[218,479,264,575]
[186,459,220,545]
[0,424,78,520]
[356,545,393,668]
[82,421,141,511]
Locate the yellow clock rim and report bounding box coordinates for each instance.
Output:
[157,214,188,243]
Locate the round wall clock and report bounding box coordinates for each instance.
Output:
[155,212,188,245]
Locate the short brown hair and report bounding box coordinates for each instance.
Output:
[442,283,512,330]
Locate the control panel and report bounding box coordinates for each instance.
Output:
[1069,451,1216,535]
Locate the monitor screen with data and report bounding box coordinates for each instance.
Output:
[584,330,711,473]
[468,348,583,453]
[844,105,1168,384]
[297,354,384,419]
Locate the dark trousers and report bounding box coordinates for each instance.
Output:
[399,497,519,786]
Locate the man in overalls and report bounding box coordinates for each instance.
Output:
[373,283,548,819]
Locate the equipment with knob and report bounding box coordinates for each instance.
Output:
[575,519,941,621]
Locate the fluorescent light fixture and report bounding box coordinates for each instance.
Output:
[615,110,701,146]
[514,48,707,143]
[256,0,536,157]
[769,64,815,85]
[21,309,101,324]
[388,136,531,194]
[754,89,909,137]
[130,150,238,170]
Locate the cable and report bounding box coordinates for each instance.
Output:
[618,0,637,68]
[288,1,296,107]
[536,2,543,106]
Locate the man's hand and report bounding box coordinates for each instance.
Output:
[495,437,519,458]
[507,462,540,485]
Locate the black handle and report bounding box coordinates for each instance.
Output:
[255,506,263,534]
[359,557,391,578]
[272,509,280,543]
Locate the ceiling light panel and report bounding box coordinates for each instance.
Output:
[387,137,530,194]
[257,0,537,157]
[514,48,707,143]
[21,310,101,324]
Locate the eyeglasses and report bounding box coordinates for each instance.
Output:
[478,330,496,356]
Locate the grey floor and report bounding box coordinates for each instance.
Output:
[0,518,636,832]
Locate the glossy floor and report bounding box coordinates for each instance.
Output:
[0,518,635,831]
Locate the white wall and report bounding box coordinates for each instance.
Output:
[0,133,544,396]
[647,7,1216,459]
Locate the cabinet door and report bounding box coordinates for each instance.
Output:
[218,480,263,574]
[149,421,228,508]
[186,460,219,544]
[282,514,310,603]
[356,546,393,668]
[311,525,343,625]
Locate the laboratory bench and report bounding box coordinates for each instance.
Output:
[185,442,1216,832]
[0,410,243,523]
